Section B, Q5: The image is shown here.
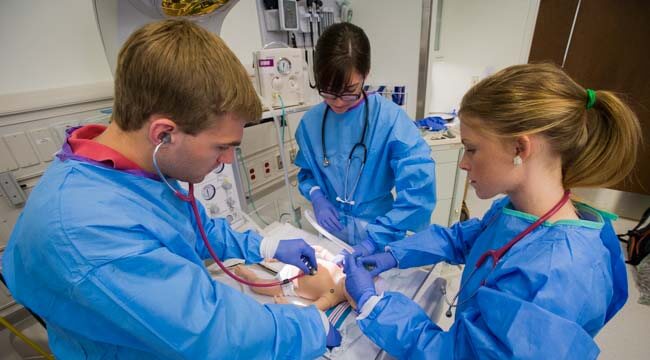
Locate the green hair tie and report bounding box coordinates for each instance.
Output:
[586,89,597,109]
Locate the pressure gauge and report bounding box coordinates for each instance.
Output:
[277,58,292,75]
[201,184,216,200]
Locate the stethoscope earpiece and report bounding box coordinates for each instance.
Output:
[160,132,171,144]
[155,132,225,174]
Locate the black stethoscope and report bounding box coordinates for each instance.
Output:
[443,190,571,317]
[321,91,369,206]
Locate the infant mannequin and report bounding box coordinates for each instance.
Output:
[233,246,359,310]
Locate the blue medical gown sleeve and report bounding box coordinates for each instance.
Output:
[359,288,600,359]
[358,228,623,359]
[295,134,319,201]
[74,247,327,359]
[359,240,616,359]
[2,160,327,359]
[599,218,628,322]
[365,114,437,247]
[194,202,264,263]
[388,198,508,268]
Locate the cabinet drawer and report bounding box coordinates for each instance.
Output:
[431,198,452,226]
[436,162,457,200]
[432,148,460,164]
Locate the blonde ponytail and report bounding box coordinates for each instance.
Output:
[459,63,641,189]
[564,90,641,188]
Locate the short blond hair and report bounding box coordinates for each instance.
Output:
[459,63,641,189]
[113,19,261,134]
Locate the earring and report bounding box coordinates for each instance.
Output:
[513,155,523,166]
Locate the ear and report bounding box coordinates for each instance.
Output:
[514,135,532,161]
[148,116,177,145]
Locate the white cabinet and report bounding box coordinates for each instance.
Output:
[425,134,467,227]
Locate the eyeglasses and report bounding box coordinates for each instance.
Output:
[318,90,363,102]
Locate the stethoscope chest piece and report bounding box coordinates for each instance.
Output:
[321,92,369,205]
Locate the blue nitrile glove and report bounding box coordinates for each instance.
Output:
[273,239,317,275]
[351,239,376,257]
[326,323,342,349]
[311,189,343,234]
[333,238,376,266]
[359,251,398,277]
[343,252,377,309]
[416,116,447,131]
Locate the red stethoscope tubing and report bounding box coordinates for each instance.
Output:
[445,190,572,316]
[475,190,572,270]
[182,183,305,288]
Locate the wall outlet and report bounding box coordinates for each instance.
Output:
[247,164,258,184]
[263,159,272,178]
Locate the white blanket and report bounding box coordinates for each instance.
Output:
[209,222,444,360]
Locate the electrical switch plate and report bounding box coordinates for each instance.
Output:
[289,148,297,163]
[276,154,284,170]
[0,171,26,207]
[52,124,69,144]
[0,138,19,172]
[3,132,39,168]
[29,127,59,162]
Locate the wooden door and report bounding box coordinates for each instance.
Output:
[529,0,650,195]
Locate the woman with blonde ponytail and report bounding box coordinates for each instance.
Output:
[342,63,641,359]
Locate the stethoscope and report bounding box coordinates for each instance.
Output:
[321,91,369,206]
[152,133,308,287]
[443,190,571,317]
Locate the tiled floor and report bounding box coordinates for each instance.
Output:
[461,190,650,359]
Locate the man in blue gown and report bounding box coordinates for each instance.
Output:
[2,19,338,359]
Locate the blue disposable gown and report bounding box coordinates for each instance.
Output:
[2,155,327,359]
[358,197,628,359]
[295,93,436,247]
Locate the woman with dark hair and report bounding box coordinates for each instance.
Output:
[294,22,436,258]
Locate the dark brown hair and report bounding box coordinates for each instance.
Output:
[314,22,371,92]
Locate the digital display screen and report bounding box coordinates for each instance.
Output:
[258,59,274,67]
